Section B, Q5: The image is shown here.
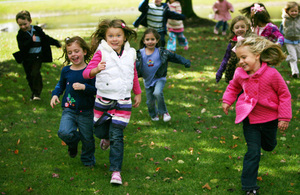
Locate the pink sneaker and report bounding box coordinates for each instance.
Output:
[184,45,189,50]
[214,28,219,35]
[110,171,122,185]
[100,139,110,150]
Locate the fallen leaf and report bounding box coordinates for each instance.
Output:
[17,139,20,145]
[178,176,183,180]
[155,167,161,172]
[232,135,239,139]
[26,187,33,192]
[14,149,19,154]
[52,173,59,178]
[123,182,128,186]
[175,169,180,173]
[210,179,219,183]
[202,183,211,190]
[257,176,263,181]
[177,160,184,164]
[145,176,151,180]
[163,178,170,182]
[164,157,172,161]
[61,141,67,146]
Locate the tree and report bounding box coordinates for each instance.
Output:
[180,0,215,27]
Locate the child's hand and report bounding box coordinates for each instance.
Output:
[72,82,85,90]
[50,95,60,108]
[133,93,141,108]
[278,121,289,131]
[222,103,230,115]
[96,61,106,73]
[32,34,36,42]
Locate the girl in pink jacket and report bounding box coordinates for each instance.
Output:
[222,36,292,195]
[212,0,234,35]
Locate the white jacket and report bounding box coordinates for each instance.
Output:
[95,40,136,100]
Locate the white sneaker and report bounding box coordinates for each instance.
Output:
[163,113,171,122]
[151,116,159,121]
[213,28,219,35]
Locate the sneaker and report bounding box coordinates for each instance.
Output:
[184,45,189,50]
[214,28,219,35]
[292,73,299,78]
[33,95,41,101]
[151,115,159,121]
[100,139,110,150]
[222,31,227,36]
[163,113,171,122]
[110,171,122,185]
[246,189,257,195]
[68,144,78,158]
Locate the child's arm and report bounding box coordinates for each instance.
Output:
[74,77,97,95]
[132,64,142,108]
[83,50,106,79]
[138,0,149,12]
[166,7,186,21]
[166,50,191,68]
[36,26,61,48]
[216,42,232,83]
[278,121,289,131]
[271,24,284,46]
[222,103,231,115]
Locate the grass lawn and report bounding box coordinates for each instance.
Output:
[0,24,299,194]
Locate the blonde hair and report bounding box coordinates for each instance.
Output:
[235,35,286,66]
[283,1,300,16]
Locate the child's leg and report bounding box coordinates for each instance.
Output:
[222,21,228,32]
[78,110,96,166]
[29,54,43,97]
[109,123,124,172]
[153,79,168,115]
[22,60,34,95]
[58,108,81,154]
[167,31,177,52]
[260,119,278,152]
[215,21,223,30]
[158,31,166,47]
[177,32,188,47]
[241,118,261,191]
[145,87,158,118]
[286,44,299,75]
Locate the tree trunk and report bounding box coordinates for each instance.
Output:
[180,0,215,27]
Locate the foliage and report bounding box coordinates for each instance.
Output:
[0,25,299,194]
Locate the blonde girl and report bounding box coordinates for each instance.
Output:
[280,1,300,78]
[222,36,292,195]
[216,15,252,83]
[83,19,141,185]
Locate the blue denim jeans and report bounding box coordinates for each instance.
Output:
[95,120,124,172]
[58,108,95,166]
[241,117,278,191]
[145,79,168,118]
[215,21,228,32]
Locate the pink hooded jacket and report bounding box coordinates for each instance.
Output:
[223,62,292,124]
[212,0,234,21]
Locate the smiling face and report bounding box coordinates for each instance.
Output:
[17,18,31,32]
[143,32,159,50]
[105,27,126,54]
[66,42,86,67]
[288,6,299,18]
[232,20,249,37]
[236,46,261,75]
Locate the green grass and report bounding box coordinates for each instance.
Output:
[0,25,299,194]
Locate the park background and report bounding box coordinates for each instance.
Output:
[0,0,299,194]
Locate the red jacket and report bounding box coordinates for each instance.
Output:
[223,62,292,124]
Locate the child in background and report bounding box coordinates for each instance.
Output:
[222,36,292,195]
[14,10,61,101]
[240,3,284,46]
[166,0,189,52]
[216,15,252,83]
[133,0,186,47]
[136,28,191,122]
[280,1,300,78]
[83,19,141,185]
[50,36,96,167]
[212,0,234,35]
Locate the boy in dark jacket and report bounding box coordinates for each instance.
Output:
[14,10,61,100]
[133,0,185,47]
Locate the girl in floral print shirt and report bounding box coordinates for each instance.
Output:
[240,3,284,46]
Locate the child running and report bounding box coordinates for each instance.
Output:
[82,19,141,185]
[166,0,189,52]
[136,28,191,122]
[280,1,300,78]
[14,10,61,101]
[222,36,292,195]
[216,15,252,83]
[50,36,96,167]
[212,0,234,35]
[240,3,284,46]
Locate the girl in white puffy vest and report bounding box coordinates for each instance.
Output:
[83,19,141,185]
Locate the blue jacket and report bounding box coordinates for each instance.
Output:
[133,0,185,33]
[136,47,191,78]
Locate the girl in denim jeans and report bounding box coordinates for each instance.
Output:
[222,36,292,195]
[83,19,141,185]
[136,28,191,122]
[50,36,96,167]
